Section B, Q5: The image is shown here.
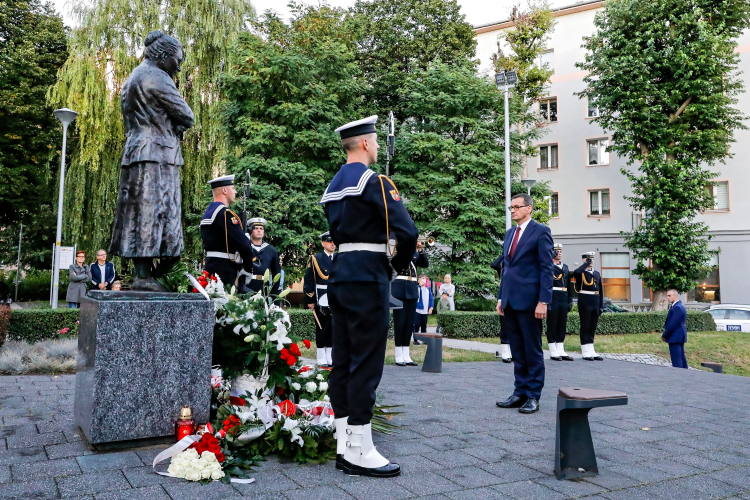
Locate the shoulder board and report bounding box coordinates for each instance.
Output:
[320,163,376,204]
[200,203,225,226]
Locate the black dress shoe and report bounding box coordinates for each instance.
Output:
[341,458,401,477]
[501,357,513,364]
[594,355,603,361]
[496,395,527,408]
[550,356,562,361]
[413,340,425,346]
[405,361,419,366]
[583,356,595,361]
[561,356,574,361]
[395,362,406,366]
[336,454,343,470]
[519,398,539,414]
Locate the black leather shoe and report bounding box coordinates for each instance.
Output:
[583,356,595,361]
[341,458,401,477]
[501,357,513,364]
[561,356,574,361]
[496,395,527,408]
[594,355,603,361]
[519,398,539,414]
[405,361,419,366]
[550,356,562,361]
[336,454,343,470]
[395,362,406,367]
[413,340,425,346]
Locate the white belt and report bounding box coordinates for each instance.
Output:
[553,287,567,292]
[338,243,387,253]
[396,276,415,281]
[239,269,263,280]
[207,251,239,260]
[316,285,328,290]
[579,290,599,295]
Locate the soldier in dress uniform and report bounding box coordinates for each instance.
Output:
[322,115,417,478]
[238,218,282,296]
[547,243,574,361]
[304,231,336,368]
[200,175,256,289]
[392,241,428,366]
[573,251,604,361]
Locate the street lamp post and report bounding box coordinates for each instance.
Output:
[522,177,536,195]
[51,108,78,309]
[496,71,517,230]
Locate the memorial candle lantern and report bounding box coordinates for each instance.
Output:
[175,405,195,441]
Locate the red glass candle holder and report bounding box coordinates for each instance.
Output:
[175,405,195,441]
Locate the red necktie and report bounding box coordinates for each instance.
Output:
[509,225,521,259]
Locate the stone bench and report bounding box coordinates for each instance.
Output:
[413,333,442,373]
[555,387,628,480]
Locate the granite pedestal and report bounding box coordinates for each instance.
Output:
[75,290,215,446]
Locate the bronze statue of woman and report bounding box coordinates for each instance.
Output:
[109,31,194,291]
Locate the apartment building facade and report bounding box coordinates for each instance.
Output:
[474,0,750,305]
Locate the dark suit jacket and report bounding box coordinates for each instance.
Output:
[392,251,428,300]
[663,301,687,344]
[497,219,554,312]
[90,261,116,289]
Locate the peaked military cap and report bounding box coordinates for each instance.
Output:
[320,231,333,242]
[553,243,563,251]
[208,174,235,188]
[582,251,595,258]
[248,218,267,227]
[335,115,378,139]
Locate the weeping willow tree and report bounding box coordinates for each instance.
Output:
[48,0,254,261]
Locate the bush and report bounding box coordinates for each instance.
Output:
[287,308,396,342]
[437,310,715,338]
[0,305,10,349]
[8,309,79,343]
[454,297,496,312]
[0,270,70,302]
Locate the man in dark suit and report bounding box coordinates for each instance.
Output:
[90,250,116,290]
[662,289,688,368]
[495,193,554,414]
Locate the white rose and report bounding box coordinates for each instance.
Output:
[208,461,222,471]
[167,463,181,476]
[305,382,317,393]
[201,468,212,480]
[291,382,301,391]
[300,370,313,379]
[323,395,330,402]
[211,469,226,480]
[316,374,324,381]
[201,451,217,463]
[319,382,328,391]
[190,458,204,470]
[183,449,199,460]
[184,468,202,481]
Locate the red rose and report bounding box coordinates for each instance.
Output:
[202,271,209,276]
[286,356,296,366]
[192,288,198,293]
[229,396,246,407]
[290,344,301,356]
[280,349,289,360]
[278,399,296,417]
[276,386,284,395]
[210,275,217,281]
[303,339,311,349]
[216,452,226,463]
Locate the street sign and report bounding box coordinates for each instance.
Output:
[506,71,518,85]
[58,246,76,270]
[495,72,506,86]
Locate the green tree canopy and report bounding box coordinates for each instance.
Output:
[577,0,750,308]
[47,0,254,263]
[0,0,67,268]
[221,5,363,281]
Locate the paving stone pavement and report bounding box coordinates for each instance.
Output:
[2,359,750,499]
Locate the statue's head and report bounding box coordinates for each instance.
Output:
[144,30,183,77]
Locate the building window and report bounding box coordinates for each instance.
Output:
[587,99,599,118]
[601,252,631,301]
[538,50,554,73]
[587,138,610,165]
[688,255,720,303]
[706,181,729,211]
[539,144,559,170]
[539,98,557,123]
[545,193,559,217]
[589,189,610,216]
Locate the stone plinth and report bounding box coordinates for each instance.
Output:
[75,290,214,445]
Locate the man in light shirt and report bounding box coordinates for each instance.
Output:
[91,250,116,291]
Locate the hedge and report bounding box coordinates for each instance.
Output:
[438,311,716,339]
[0,270,70,302]
[287,308,396,342]
[8,309,80,343]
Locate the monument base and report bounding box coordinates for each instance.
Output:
[75,290,215,445]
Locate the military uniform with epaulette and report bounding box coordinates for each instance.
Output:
[547,243,574,361]
[238,218,282,296]
[574,251,604,361]
[323,115,417,479]
[303,232,335,367]
[391,249,428,366]
[200,175,257,289]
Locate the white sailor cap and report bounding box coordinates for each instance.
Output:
[248,218,267,227]
[553,243,563,250]
[208,174,235,188]
[335,115,378,139]
[320,231,333,242]
[582,251,595,258]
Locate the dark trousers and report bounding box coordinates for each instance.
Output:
[393,298,417,347]
[314,306,333,348]
[413,313,428,334]
[499,315,509,345]
[578,295,600,345]
[668,343,688,368]
[328,282,389,425]
[204,259,239,290]
[546,291,569,343]
[503,305,545,400]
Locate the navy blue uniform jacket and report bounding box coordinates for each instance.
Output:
[662,301,687,344]
[496,220,554,312]
[392,251,429,300]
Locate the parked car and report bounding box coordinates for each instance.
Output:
[704,304,750,332]
[570,298,628,313]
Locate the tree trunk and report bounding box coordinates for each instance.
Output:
[651,289,668,311]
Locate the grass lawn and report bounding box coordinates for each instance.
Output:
[299,340,495,364]
[462,331,750,377]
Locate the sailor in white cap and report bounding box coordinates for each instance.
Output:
[547,243,574,361]
[200,175,257,288]
[303,231,336,367]
[574,251,604,360]
[322,115,418,478]
[238,217,281,295]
